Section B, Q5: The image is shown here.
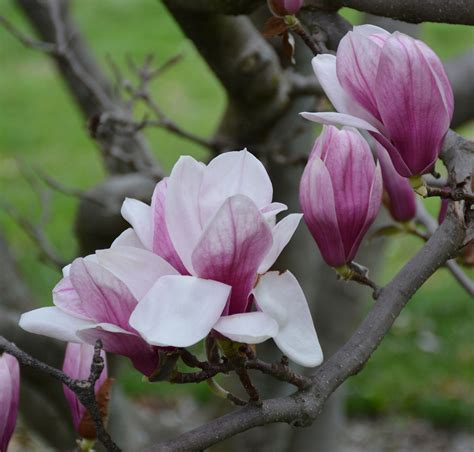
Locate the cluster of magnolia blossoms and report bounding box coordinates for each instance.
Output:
[20,150,323,378]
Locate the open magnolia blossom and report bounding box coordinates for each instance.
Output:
[20,257,160,376]
[20,150,322,368]
[301,24,454,179]
[106,150,322,367]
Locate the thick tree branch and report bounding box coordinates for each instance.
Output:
[319,0,474,25]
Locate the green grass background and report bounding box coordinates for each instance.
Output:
[1,1,473,429]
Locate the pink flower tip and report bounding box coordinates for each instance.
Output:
[0,353,20,452]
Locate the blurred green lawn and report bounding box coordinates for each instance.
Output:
[1,1,473,429]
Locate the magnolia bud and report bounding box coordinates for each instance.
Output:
[62,343,111,441]
[0,353,19,452]
[267,0,303,16]
[300,125,382,267]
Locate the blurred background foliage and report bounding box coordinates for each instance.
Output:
[0,0,473,430]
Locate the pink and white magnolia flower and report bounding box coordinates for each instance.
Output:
[301,25,454,178]
[299,125,382,268]
[107,150,322,367]
[63,343,109,439]
[0,353,19,452]
[19,257,162,376]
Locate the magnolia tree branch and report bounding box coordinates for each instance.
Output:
[325,0,474,25]
[0,337,120,452]
[165,0,474,25]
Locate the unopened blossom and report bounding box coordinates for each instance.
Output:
[299,125,382,268]
[375,143,417,222]
[107,150,322,367]
[20,256,162,376]
[62,343,109,440]
[0,353,19,452]
[268,0,303,16]
[301,25,454,180]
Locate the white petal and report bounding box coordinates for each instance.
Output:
[213,312,278,344]
[121,198,153,250]
[96,246,177,300]
[165,156,205,274]
[111,228,145,249]
[300,111,380,133]
[258,214,302,274]
[312,54,353,115]
[129,275,231,347]
[253,271,323,367]
[198,150,273,224]
[260,202,288,227]
[19,307,95,343]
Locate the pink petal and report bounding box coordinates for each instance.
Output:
[53,276,91,320]
[69,259,137,331]
[129,275,231,348]
[213,312,279,344]
[415,39,454,118]
[258,213,302,274]
[192,195,273,314]
[375,143,417,222]
[150,179,187,274]
[299,156,346,267]
[165,156,206,274]
[198,150,273,226]
[336,31,384,119]
[353,24,390,40]
[96,246,178,300]
[346,162,383,261]
[321,128,378,259]
[0,354,19,452]
[374,32,452,175]
[121,198,153,250]
[253,271,323,367]
[77,326,159,377]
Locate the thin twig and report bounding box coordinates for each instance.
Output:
[0,337,120,451]
[426,186,474,202]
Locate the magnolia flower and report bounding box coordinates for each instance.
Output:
[0,353,19,452]
[19,257,161,376]
[63,343,110,440]
[299,125,382,268]
[105,150,322,367]
[301,25,454,179]
[376,143,417,222]
[268,0,304,16]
